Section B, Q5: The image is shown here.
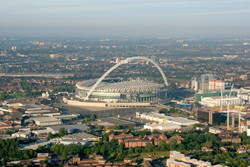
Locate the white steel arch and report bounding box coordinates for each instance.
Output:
[86,56,168,100]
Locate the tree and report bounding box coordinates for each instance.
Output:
[1,159,5,166]
[177,144,185,151]
[27,161,32,166]
[37,145,43,152]
[204,141,212,148]
[114,125,120,130]
[91,114,97,121]
[47,132,53,139]
[5,131,10,135]
[59,128,68,137]
[119,143,125,153]
[158,141,166,151]
[63,150,67,161]
[194,101,198,109]
[17,108,25,113]
[42,160,48,165]
[192,123,204,129]
[159,108,168,114]
[168,140,177,150]
[145,142,154,152]
[170,82,176,89]
[85,118,90,123]
[169,107,177,113]
[152,129,158,134]
[204,127,209,133]
[128,147,134,154]
[98,126,103,130]
[128,126,134,132]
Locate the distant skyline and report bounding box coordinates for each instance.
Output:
[1,0,250,38]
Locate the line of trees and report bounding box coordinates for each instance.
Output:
[0,139,36,162]
[2,128,250,166]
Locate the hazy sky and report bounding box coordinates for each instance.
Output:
[1,0,250,38]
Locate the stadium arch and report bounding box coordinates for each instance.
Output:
[86,56,168,100]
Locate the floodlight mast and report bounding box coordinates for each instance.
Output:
[85,56,168,100]
[227,84,234,130]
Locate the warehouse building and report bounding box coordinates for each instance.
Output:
[136,112,199,126]
[47,124,90,134]
[199,96,243,107]
[53,114,79,121]
[59,139,90,146]
[195,90,237,101]
[30,117,62,126]
[25,110,61,116]
[21,102,52,111]
[144,122,181,131]
[0,121,13,129]
[94,117,136,129]
[62,132,101,141]
[20,140,53,150]
[89,121,115,129]
[12,131,32,139]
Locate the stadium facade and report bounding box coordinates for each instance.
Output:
[75,77,167,103]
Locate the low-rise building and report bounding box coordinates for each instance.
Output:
[220,147,228,152]
[67,153,138,167]
[238,148,246,154]
[167,151,215,167]
[29,117,62,126]
[109,132,134,141]
[59,139,90,145]
[209,127,222,134]
[12,131,31,139]
[144,122,181,131]
[136,112,199,126]
[97,117,136,128]
[199,96,243,107]
[114,133,184,148]
[62,132,101,142]
[37,153,50,161]
[219,131,241,143]
[201,147,213,152]
[0,121,13,129]
[47,124,90,134]
[20,140,53,150]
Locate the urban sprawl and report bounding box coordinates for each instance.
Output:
[1,37,250,167]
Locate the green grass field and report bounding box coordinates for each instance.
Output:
[138,151,170,159]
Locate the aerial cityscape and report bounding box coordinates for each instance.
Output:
[1,1,250,167]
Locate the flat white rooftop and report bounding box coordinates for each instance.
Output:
[32,117,61,122]
[141,112,199,125]
[0,122,7,125]
[144,122,180,130]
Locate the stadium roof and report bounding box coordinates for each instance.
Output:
[76,77,164,93]
[76,78,121,89]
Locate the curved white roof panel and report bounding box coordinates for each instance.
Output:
[76,77,165,93]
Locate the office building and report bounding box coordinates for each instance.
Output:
[196,110,221,125]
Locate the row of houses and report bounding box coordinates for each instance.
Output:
[109,133,184,148]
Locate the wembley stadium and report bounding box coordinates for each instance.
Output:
[71,56,168,105]
[75,77,167,103]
